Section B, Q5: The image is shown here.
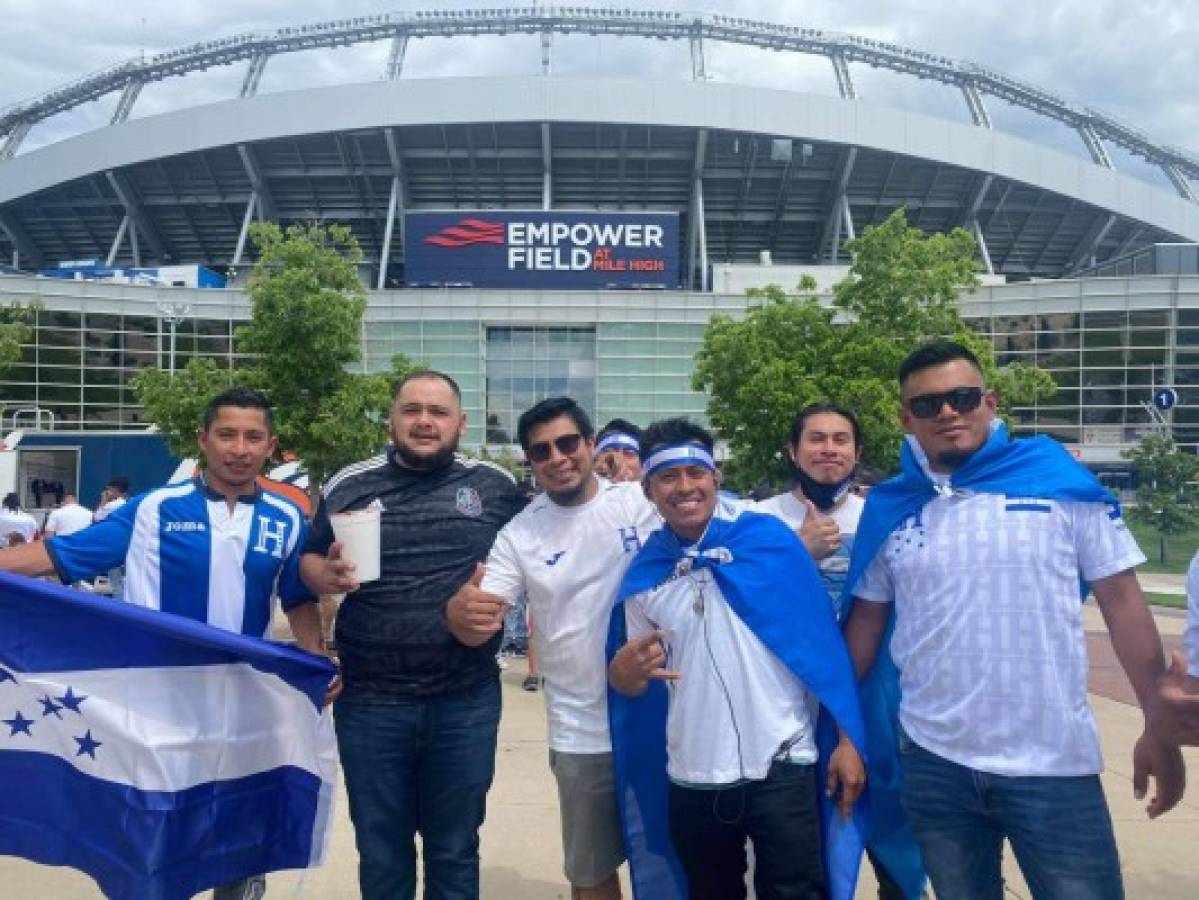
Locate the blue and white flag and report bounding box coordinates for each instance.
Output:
[0,572,337,900]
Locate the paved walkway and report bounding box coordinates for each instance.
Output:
[1141,573,1187,596]
[6,606,1199,898]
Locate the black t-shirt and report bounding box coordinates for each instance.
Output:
[306,449,523,700]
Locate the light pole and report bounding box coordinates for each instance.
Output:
[156,300,192,375]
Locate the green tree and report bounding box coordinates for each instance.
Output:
[134,222,422,500]
[1123,431,1199,564]
[132,357,242,458]
[0,301,33,380]
[692,208,1056,491]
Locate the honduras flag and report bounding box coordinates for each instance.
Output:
[0,572,337,900]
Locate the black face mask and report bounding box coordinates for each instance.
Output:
[794,466,855,512]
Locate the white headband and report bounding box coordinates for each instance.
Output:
[596,432,640,455]
[642,443,716,478]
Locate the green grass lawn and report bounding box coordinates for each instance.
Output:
[1145,592,1187,610]
[1128,520,1199,575]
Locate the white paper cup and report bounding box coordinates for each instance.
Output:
[330,507,382,583]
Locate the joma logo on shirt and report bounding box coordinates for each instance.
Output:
[164,521,206,532]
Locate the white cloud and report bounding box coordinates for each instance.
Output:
[0,0,1195,166]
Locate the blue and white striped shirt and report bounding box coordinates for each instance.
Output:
[47,478,314,638]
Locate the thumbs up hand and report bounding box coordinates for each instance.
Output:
[797,498,842,561]
[446,563,509,647]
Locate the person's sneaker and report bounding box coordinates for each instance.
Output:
[496,653,509,671]
[522,673,540,692]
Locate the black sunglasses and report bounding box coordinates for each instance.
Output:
[527,433,584,463]
[907,386,984,420]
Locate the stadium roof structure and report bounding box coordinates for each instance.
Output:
[1,6,1197,284]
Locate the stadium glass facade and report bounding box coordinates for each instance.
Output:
[2,274,1198,464]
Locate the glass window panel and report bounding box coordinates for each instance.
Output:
[1126,346,1167,367]
[1038,389,1080,406]
[1081,347,1126,367]
[1083,330,1125,349]
[601,339,658,357]
[193,319,231,337]
[994,333,1035,353]
[1040,313,1081,331]
[1037,330,1081,351]
[1082,406,1124,424]
[1128,329,1168,348]
[0,382,35,401]
[1084,311,1127,329]
[993,315,1037,334]
[39,311,82,329]
[485,327,596,445]
[1129,310,1169,327]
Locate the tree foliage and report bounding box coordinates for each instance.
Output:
[1123,431,1199,564]
[134,222,422,495]
[692,208,1056,490]
[132,358,242,458]
[0,301,33,381]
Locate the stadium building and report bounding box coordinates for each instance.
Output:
[1,8,1198,474]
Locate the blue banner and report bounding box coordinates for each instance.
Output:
[404,210,680,289]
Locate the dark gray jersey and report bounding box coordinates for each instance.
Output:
[307,449,523,700]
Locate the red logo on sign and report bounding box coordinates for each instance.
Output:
[423,219,505,248]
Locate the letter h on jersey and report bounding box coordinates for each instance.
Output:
[254,516,288,559]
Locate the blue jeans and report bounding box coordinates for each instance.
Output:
[334,678,502,900]
[898,729,1122,900]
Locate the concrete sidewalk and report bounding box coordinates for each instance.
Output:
[6,606,1199,898]
[1141,572,1187,596]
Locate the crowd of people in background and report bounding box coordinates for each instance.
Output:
[2,339,1199,900]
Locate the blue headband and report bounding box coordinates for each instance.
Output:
[596,432,640,455]
[642,443,717,478]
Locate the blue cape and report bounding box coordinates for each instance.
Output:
[842,423,1118,897]
[606,508,868,900]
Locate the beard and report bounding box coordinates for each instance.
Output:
[934,448,975,471]
[393,432,459,472]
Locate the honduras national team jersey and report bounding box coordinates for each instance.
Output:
[46,478,314,638]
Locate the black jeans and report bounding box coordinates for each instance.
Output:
[667,760,827,900]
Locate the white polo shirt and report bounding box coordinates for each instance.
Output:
[1185,551,1199,677]
[855,488,1144,777]
[482,479,660,754]
[624,504,816,785]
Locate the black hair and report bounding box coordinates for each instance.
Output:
[787,403,863,450]
[203,387,275,432]
[597,418,642,441]
[516,397,595,452]
[898,340,983,387]
[2,493,17,512]
[105,476,132,495]
[394,369,462,402]
[640,417,715,459]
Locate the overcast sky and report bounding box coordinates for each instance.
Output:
[1,0,1195,189]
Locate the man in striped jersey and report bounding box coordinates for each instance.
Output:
[0,386,330,900]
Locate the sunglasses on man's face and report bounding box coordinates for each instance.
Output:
[906,386,985,420]
[526,433,584,464]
